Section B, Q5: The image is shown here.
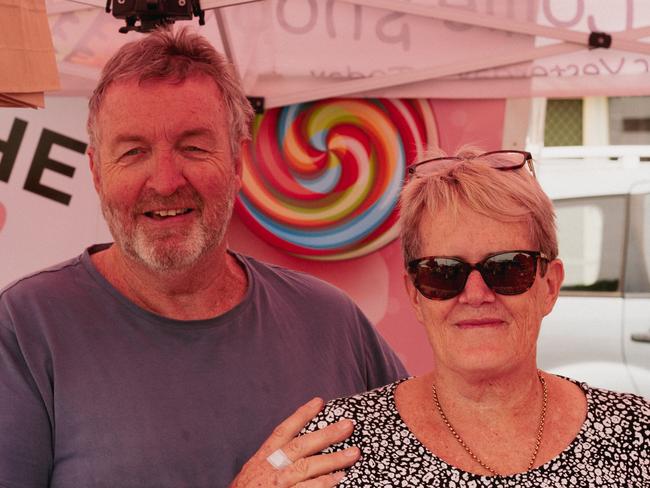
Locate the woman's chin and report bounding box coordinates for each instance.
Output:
[441,349,521,375]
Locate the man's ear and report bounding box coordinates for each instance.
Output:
[542,258,564,316]
[404,273,425,324]
[233,139,247,192]
[88,147,101,193]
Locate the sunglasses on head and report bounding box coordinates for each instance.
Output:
[407,150,535,179]
[407,250,549,301]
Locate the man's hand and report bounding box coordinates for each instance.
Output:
[229,397,360,487]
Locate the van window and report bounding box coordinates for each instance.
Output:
[555,196,626,293]
[624,192,650,294]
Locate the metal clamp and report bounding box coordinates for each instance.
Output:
[589,31,612,49]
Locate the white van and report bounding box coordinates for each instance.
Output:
[536,147,650,399]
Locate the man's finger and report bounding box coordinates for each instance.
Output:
[277,448,359,487]
[256,397,325,458]
[293,471,347,488]
[230,400,359,488]
[283,419,354,461]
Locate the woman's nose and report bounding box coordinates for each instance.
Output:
[458,269,496,305]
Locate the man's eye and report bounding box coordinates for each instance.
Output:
[184,146,205,152]
[122,148,144,157]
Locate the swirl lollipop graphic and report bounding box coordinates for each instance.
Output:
[236,98,438,260]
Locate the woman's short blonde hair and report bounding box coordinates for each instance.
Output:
[399,147,558,265]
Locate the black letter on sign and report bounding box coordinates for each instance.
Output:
[0,118,28,183]
[24,129,87,205]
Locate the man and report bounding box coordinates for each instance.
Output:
[0,28,406,487]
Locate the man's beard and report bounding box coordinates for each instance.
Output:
[100,182,236,273]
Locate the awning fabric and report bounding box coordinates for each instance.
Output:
[42,0,650,106]
[0,0,59,107]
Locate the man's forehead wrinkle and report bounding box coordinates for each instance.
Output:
[101,81,221,121]
[178,126,218,138]
[108,123,219,146]
[111,134,148,145]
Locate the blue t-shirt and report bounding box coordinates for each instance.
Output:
[0,244,407,488]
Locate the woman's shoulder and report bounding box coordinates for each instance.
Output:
[555,375,648,425]
[563,377,649,458]
[552,375,648,426]
[585,383,649,430]
[570,376,649,416]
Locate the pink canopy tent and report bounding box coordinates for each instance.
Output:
[45,0,650,102]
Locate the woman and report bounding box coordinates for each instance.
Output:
[302,148,649,486]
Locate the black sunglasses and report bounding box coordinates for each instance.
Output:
[407,250,548,300]
[407,150,535,178]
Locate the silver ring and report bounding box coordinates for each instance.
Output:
[266,448,293,470]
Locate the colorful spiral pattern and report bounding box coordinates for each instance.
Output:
[236,98,438,260]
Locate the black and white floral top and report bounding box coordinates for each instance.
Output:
[303,378,649,487]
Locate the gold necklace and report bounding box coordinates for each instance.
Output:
[431,371,548,477]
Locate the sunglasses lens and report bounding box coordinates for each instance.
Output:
[481,252,537,295]
[409,258,469,300]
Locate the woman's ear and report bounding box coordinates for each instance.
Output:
[404,273,425,323]
[541,258,564,316]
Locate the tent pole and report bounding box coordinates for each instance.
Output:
[214,8,237,72]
